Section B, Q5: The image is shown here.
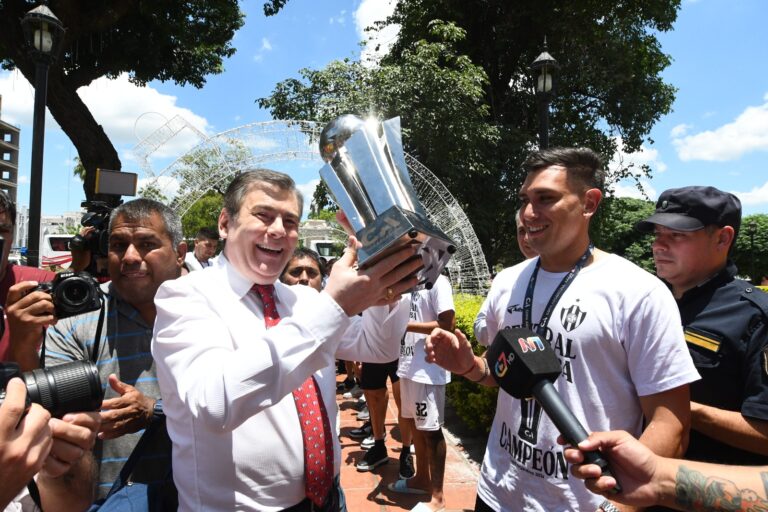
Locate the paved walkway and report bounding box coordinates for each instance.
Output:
[336,380,480,512]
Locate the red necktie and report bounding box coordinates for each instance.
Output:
[252,284,334,507]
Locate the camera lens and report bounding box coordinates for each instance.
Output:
[22,361,103,418]
[55,276,95,312]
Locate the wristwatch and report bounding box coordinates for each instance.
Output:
[600,500,621,512]
[153,399,165,420]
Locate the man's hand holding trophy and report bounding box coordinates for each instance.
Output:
[319,114,456,291]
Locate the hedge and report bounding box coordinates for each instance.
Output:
[446,293,499,435]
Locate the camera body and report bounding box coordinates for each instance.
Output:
[0,361,103,418]
[35,271,102,319]
[71,201,114,257]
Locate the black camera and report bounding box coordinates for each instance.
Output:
[71,201,114,257]
[35,271,102,319]
[0,361,103,418]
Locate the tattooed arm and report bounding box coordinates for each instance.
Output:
[562,430,768,512]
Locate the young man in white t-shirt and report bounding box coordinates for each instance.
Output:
[425,147,699,512]
[388,274,455,512]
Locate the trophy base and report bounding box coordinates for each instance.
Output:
[356,205,456,290]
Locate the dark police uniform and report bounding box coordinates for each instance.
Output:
[678,261,768,465]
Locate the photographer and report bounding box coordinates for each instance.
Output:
[8,198,186,499]
[0,377,100,512]
[0,191,54,364]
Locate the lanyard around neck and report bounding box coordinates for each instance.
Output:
[522,244,594,334]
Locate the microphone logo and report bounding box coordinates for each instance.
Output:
[495,351,511,377]
[517,335,546,353]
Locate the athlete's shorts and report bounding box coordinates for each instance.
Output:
[360,360,399,390]
[400,378,445,431]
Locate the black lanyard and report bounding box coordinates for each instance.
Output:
[522,244,593,334]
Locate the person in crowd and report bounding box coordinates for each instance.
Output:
[183,227,219,271]
[0,377,101,512]
[424,147,699,512]
[353,358,412,479]
[563,429,768,512]
[7,198,186,499]
[474,208,537,346]
[152,169,421,511]
[635,186,768,468]
[387,273,455,512]
[281,247,325,291]
[0,191,54,363]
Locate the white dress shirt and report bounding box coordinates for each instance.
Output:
[152,255,408,511]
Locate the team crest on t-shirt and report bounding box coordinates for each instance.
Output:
[560,303,586,332]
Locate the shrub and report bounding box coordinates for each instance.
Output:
[446,293,499,434]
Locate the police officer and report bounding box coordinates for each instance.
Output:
[636,186,768,466]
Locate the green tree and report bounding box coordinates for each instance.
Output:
[72,156,86,183]
[261,1,679,265]
[733,214,768,284]
[592,196,656,272]
[0,1,243,204]
[181,191,223,239]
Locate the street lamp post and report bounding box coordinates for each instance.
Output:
[748,220,757,282]
[21,4,64,268]
[531,39,558,149]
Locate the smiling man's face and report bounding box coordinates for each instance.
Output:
[218,183,300,285]
[107,211,184,308]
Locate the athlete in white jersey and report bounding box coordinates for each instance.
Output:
[389,275,455,512]
[425,147,699,512]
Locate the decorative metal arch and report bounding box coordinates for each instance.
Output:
[135,119,490,295]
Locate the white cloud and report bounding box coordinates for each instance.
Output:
[608,138,668,176]
[731,181,768,206]
[254,38,273,62]
[329,10,347,25]
[0,70,210,161]
[613,180,657,201]
[137,175,181,200]
[354,0,399,65]
[17,175,30,185]
[296,178,320,218]
[673,95,768,161]
[670,123,691,138]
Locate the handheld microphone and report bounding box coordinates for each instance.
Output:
[487,327,621,493]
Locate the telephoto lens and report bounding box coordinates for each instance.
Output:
[21,361,104,418]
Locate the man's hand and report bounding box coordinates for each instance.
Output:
[6,281,56,370]
[323,236,422,316]
[0,378,52,508]
[98,374,154,440]
[41,411,100,478]
[562,430,662,508]
[425,328,476,375]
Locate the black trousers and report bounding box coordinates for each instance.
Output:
[474,494,495,512]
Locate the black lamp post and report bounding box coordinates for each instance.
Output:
[530,38,558,149]
[748,220,757,282]
[21,4,64,268]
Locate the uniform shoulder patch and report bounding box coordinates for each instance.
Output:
[742,286,768,320]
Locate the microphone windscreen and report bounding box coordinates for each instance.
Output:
[486,327,561,399]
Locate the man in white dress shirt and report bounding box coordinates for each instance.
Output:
[152,169,422,511]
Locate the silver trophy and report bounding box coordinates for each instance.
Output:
[319,114,456,289]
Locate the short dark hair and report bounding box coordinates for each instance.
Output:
[283,247,326,278]
[0,190,17,226]
[223,169,303,219]
[196,227,220,241]
[109,198,183,247]
[522,147,605,192]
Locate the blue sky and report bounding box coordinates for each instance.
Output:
[1,0,767,218]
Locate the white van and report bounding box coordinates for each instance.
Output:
[41,234,74,269]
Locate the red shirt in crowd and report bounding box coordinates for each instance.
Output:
[0,264,56,361]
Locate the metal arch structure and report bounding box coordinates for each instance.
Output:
[133,119,491,295]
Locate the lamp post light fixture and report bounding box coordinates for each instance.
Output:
[747,220,757,283]
[530,38,558,149]
[21,4,65,268]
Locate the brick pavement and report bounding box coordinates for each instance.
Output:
[336,381,479,512]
